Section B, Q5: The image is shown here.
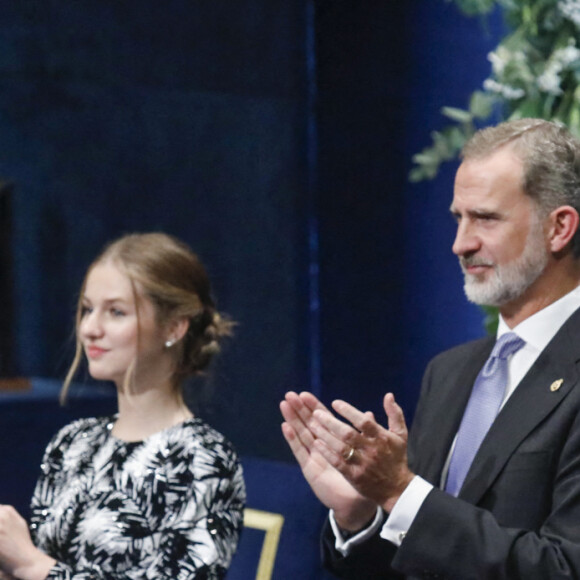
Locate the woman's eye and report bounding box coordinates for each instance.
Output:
[111,308,125,317]
[81,305,92,316]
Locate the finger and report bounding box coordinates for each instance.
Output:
[0,505,12,518]
[313,408,354,440]
[284,391,320,428]
[280,400,316,449]
[299,391,331,414]
[313,437,345,470]
[288,392,338,444]
[383,393,408,440]
[312,409,359,458]
[282,391,303,414]
[331,400,381,438]
[280,397,300,423]
[281,393,314,429]
[281,422,312,468]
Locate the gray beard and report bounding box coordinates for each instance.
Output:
[461,222,549,307]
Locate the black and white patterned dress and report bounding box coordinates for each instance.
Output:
[29,416,245,579]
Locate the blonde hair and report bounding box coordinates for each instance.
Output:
[61,232,233,403]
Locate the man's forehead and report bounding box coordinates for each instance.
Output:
[449,197,503,214]
[451,152,527,207]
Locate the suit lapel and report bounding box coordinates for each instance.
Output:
[459,309,580,504]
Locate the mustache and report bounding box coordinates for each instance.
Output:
[460,256,495,270]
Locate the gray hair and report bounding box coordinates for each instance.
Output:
[462,118,580,256]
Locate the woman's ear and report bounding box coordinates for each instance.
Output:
[166,316,190,345]
[548,205,580,253]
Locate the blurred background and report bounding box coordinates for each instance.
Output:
[0,1,503,577]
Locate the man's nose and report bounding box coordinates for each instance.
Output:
[452,221,481,257]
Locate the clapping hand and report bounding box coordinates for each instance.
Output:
[0,505,55,580]
[311,393,415,513]
[281,391,415,528]
[281,391,378,530]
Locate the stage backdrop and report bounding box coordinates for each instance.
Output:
[1,1,503,458]
[315,0,504,423]
[1,0,311,459]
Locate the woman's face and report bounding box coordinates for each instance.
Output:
[79,260,166,387]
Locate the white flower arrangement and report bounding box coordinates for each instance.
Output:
[559,0,580,28]
[410,0,580,181]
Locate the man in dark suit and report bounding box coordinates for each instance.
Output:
[280,118,580,579]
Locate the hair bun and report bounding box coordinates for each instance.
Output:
[180,309,235,377]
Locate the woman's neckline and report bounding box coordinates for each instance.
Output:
[105,415,201,444]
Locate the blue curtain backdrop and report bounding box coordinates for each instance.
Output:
[315,0,504,423]
[1,1,503,457]
[2,1,311,459]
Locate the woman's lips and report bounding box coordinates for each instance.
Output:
[86,346,107,359]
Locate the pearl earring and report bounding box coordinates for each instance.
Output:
[165,340,174,348]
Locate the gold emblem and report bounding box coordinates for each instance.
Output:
[550,379,564,392]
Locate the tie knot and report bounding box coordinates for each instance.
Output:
[491,332,525,360]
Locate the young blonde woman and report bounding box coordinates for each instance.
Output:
[0,232,245,579]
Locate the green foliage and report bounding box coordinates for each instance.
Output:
[480,305,500,334]
[414,0,580,333]
[448,0,497,15]
[411,0,580,182]
[409,92,498,182]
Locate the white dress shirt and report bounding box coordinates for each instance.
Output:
[331,285,580,555]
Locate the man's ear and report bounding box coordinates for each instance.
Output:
[166,316,190,345]
[548,205,580,253]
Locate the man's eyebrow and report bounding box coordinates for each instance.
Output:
[449,207,501,218]
[469,208,501,218]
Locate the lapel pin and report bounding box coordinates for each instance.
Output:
[550,379,564,392]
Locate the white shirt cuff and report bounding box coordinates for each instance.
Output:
[380,475,433,546]
[329,507,384,556]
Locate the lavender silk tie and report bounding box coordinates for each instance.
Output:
[445,332,526,497]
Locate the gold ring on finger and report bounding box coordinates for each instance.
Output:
[343,446,355,462]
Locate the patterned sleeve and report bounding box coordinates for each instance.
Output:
[31,419,246,580]
[139,439,246,580]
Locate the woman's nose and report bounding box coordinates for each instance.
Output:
[80,311,104,338]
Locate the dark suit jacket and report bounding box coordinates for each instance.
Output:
[322,307,580,579]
